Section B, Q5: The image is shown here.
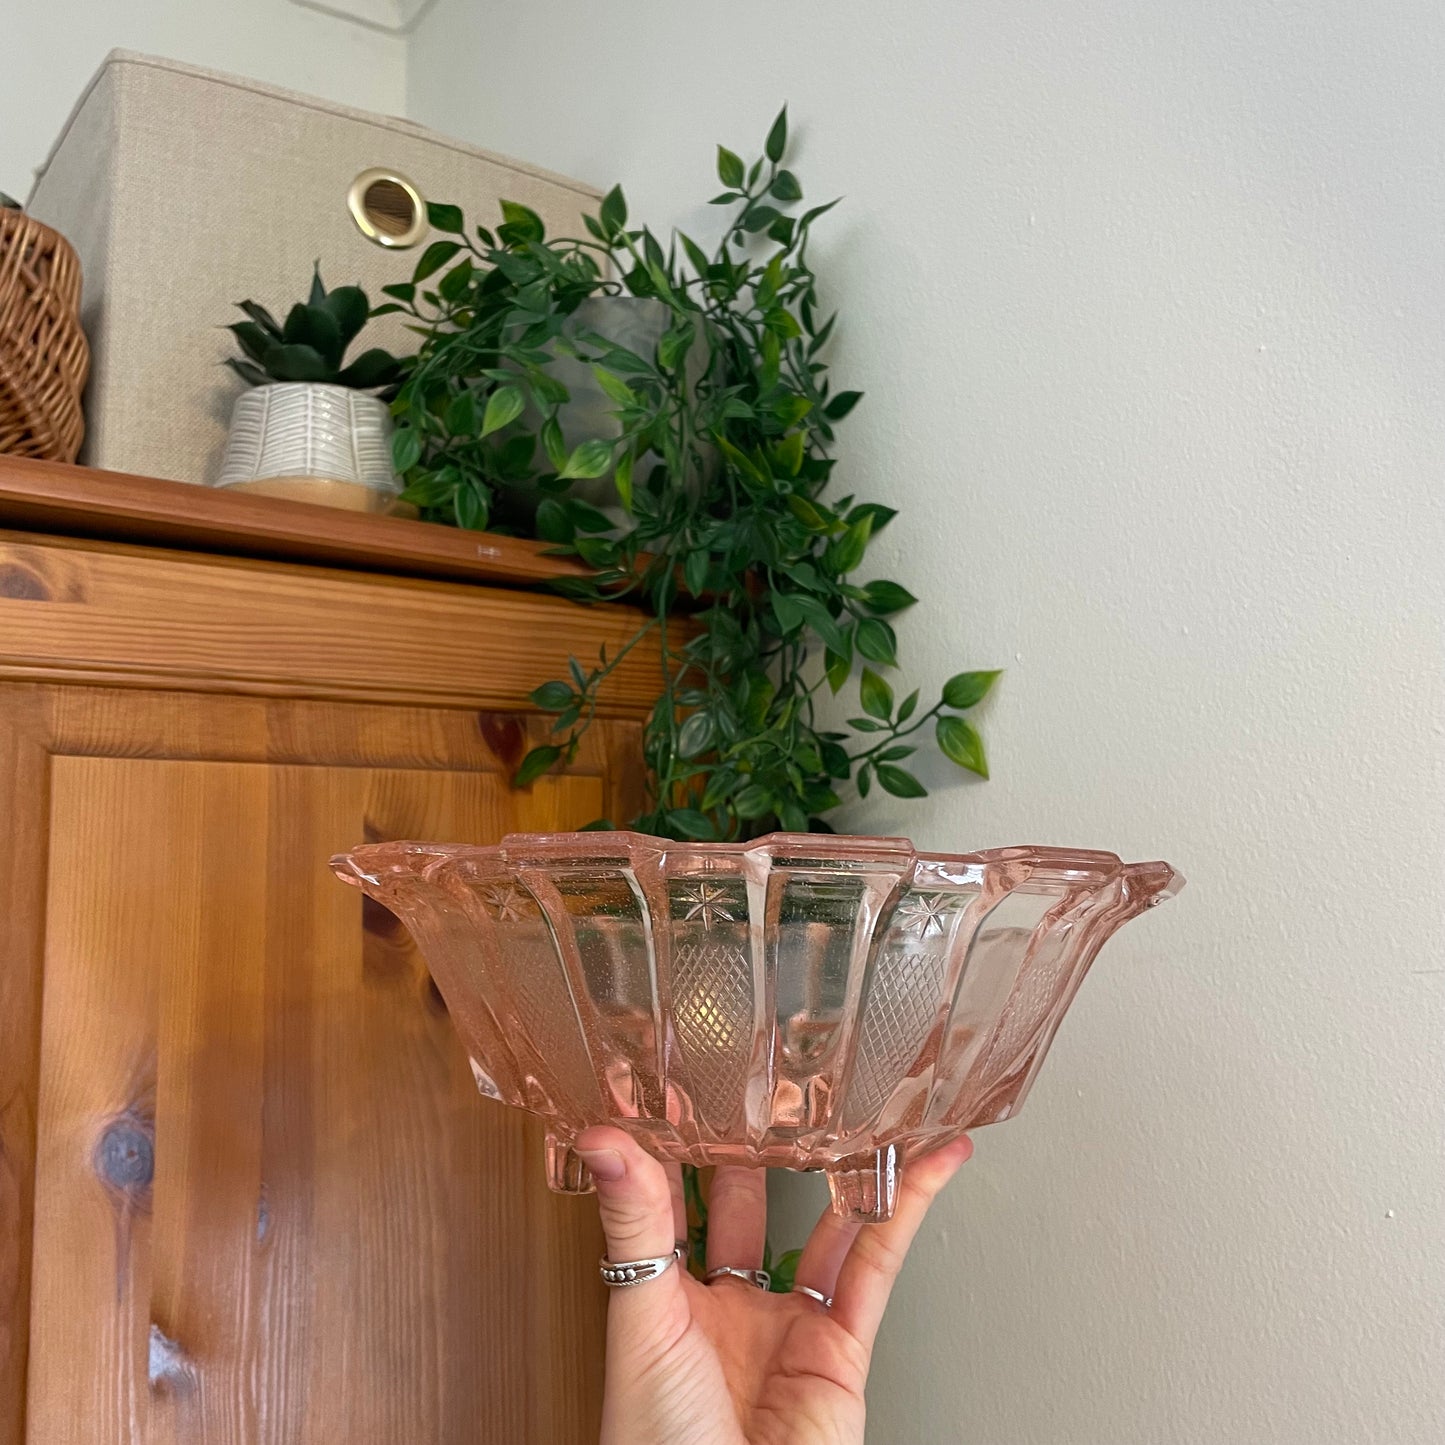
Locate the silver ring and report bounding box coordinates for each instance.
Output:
[599,1246,681,1288]
[705,1265,771,1291]
[791,1284,833,1309]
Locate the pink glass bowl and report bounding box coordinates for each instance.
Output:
[331,832,1181,1222]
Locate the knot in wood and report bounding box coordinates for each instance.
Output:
[97,1119,154,1191]
[148,1324,194,1394]
[0,563,49,601]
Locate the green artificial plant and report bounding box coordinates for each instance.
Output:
[380,107,999,844]
[227,265,401,390]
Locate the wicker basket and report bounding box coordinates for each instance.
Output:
[0,208,89,462]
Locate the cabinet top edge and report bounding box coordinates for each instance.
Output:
[0,457,598,593]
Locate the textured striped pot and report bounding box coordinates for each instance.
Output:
[216,382,398,508]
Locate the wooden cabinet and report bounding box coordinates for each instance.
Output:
[0,459,658,1443]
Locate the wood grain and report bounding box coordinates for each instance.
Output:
[29,759,198,1438]
[0,478,652,1441]
[0,455,593,589]
[38,685,639,797]
[0,531,662,716]
[23,741,610,1444]
[0,692,48,1445]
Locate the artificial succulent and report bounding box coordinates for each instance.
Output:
[226,265,401,390]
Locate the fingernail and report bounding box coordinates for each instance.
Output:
[577,1147,626,1182]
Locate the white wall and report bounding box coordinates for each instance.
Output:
[409,4,1445,1443]
[0,0,408,199]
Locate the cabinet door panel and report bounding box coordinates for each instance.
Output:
[27,755,606,1444]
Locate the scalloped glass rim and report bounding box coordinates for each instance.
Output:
[332,831,1181,1222]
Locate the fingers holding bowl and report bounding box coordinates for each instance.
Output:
[829,1134,973,1350]
[666,1160,687,1249]
[704,1165,769,1283]
[577,1126,689,1341]
[792,1206,862,1309]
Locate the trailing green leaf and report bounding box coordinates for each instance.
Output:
[599,184,628,237]
[530,680,575,711]
[855,617,898,667]
[428,201,465,233]
[391,427,423,473]
[480,385,525,438]
[560,438,615,480]
[513,744,562,786]
[717,145,746,188]
[937,714,988,777]
[764,105,789,164]
[942,669,1002,710]
[877,763,928,798]
[860,667,894,721]
[862,579,918,614]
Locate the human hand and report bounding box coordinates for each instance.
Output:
[575,1127,973,1445]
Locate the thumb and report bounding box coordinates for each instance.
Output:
[578,1121,684,1271]
[576,1125,686,1314]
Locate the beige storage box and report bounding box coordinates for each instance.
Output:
[27,51,601,486]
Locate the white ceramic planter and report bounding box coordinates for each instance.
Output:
[216,382,400,512]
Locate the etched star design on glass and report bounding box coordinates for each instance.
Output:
[679,880,735,931]
[477,883,531,922]
[333,832,1181,1223]
[894,892,951,938]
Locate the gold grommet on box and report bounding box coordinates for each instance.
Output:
[347,168,428,249]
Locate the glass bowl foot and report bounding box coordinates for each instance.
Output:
[826,1144,901,1223]
[544,1131,595,1195]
